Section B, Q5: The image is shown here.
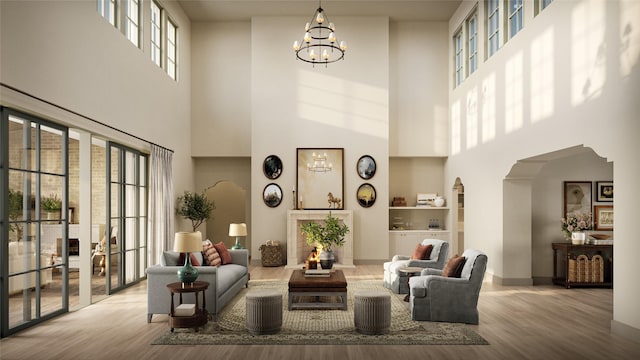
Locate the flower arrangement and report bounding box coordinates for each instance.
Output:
[561,212,592,238]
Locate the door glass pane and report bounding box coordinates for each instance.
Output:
[110,184,121,218]
[8,276,36,328]
[110,147,120,182]
[8,117,37,171]
[40,125,64,175]
[125,250,136,283]
[125,185,136,217]
[125,218,137,250]
[125,151,136,184]
[139,156,146,185]
[40,266,64,317]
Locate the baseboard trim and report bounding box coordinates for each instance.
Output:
[491,273,533,286]
[611,320,640,343]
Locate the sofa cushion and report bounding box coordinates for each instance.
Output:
[178,252,201,266]
[214,241,232,264]
[203,239,221,267]
[411,244,433,260]
[162,251,181,266]
[442,254,466,278]
[216,264,248,292]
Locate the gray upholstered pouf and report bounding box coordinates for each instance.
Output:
[353,290,391,335]
[245,289,282,335]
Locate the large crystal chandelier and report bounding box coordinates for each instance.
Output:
[292,1,347,67]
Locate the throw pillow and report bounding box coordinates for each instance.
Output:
[202,239,221,267]
[410,244,434,260]
[442,254,466,278]
[177,252,201,266]
[213,241,233,265]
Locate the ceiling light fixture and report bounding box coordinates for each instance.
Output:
[292,1,347,67]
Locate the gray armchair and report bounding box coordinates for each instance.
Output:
[408,249,487,324]
[383,239,449,294]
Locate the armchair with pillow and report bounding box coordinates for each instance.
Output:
[408,248,487,324]
[383,239,449,294]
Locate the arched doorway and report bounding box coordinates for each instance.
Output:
[504,145,612,285]
[205,181,249,253]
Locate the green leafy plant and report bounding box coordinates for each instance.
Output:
[176,191,215,232]
[41,193,62,211]
[8,189,24,237]
[300,212,349,252]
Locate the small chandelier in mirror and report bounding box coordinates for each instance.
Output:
[307,152,333,172]
[292,1,347,67]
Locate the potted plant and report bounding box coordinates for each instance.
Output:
[176,190,215,232]
[41,193,62,220]
[300,212,349,269]
[8,189,24,240]
[561,212,592,244]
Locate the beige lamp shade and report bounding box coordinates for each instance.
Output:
[173,231,202,253]
[229,223,247,237]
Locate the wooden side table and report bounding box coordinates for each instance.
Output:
[166,281,209,332]
[398,267,424,302]
[551,243,613,289]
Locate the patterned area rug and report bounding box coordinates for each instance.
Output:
[151,280,488,345]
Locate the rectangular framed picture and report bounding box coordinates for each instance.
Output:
[296,148,344,210]
[563,181,592,217]
[594,205,614,230]
[595,181,613,202]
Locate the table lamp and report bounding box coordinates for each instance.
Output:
[229,223,247,250]
[174,231,202,284]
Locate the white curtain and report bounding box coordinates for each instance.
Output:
[148,145,173,265]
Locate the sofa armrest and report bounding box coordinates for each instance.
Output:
[407,259,439,268]
[410,275,467,298]
[420,268,442,276]
[229,249,249,268]
[392,255,410,262]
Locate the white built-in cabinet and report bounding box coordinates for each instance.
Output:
[388,157,453,257]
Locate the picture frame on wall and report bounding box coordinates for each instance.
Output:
[563,181,592,217]
[263,155,283,179]
[595,181,613,202]
[356,155,376,180]
[594,205,614,230]
[296,148,344,210]
[263,183,283,208]
[356,183,376,208]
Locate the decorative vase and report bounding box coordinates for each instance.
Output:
[434,197,445,207]
[571,231,586,245]
[319,249,335,269]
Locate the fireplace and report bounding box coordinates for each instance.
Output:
[286,210,354,269]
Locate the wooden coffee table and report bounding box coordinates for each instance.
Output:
[288,269,348,310]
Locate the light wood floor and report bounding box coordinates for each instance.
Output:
[1,264,639,360]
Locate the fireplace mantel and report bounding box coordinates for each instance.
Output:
[286,210,354,269]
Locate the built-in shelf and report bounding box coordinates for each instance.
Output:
[389,229,449,233]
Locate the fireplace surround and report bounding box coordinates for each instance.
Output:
[286,210,354,269]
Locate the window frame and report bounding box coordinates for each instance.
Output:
[466,10,478,76]
[124,0,141,48]
[98,0,117,26]
[150,0,163,68]
[454,29,464,87]
[486,0,500,58]
[166,17,178,80]
[507,0,524,39]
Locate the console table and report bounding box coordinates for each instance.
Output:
[552,243,613,289]
[166,281,209,332]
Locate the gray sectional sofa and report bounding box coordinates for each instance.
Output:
[146,249,249,322]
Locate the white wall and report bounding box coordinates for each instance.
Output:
[191,22,251,156]
[448,0,640,335]
[0,0,194,199]
[250,16,390,262]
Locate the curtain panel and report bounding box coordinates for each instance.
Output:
[148,145,173,265]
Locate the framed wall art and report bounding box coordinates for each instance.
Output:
[594,205,613,230]
[263,183,283,208]
[356,155,376,180]
[563,181,592,217]
[595,181,613,202]
[296,148,344,209]
[263,155,283,179]
[357,183,376,208]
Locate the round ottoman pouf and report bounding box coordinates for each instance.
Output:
[245,289,282,335]
[354,290,391,335]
